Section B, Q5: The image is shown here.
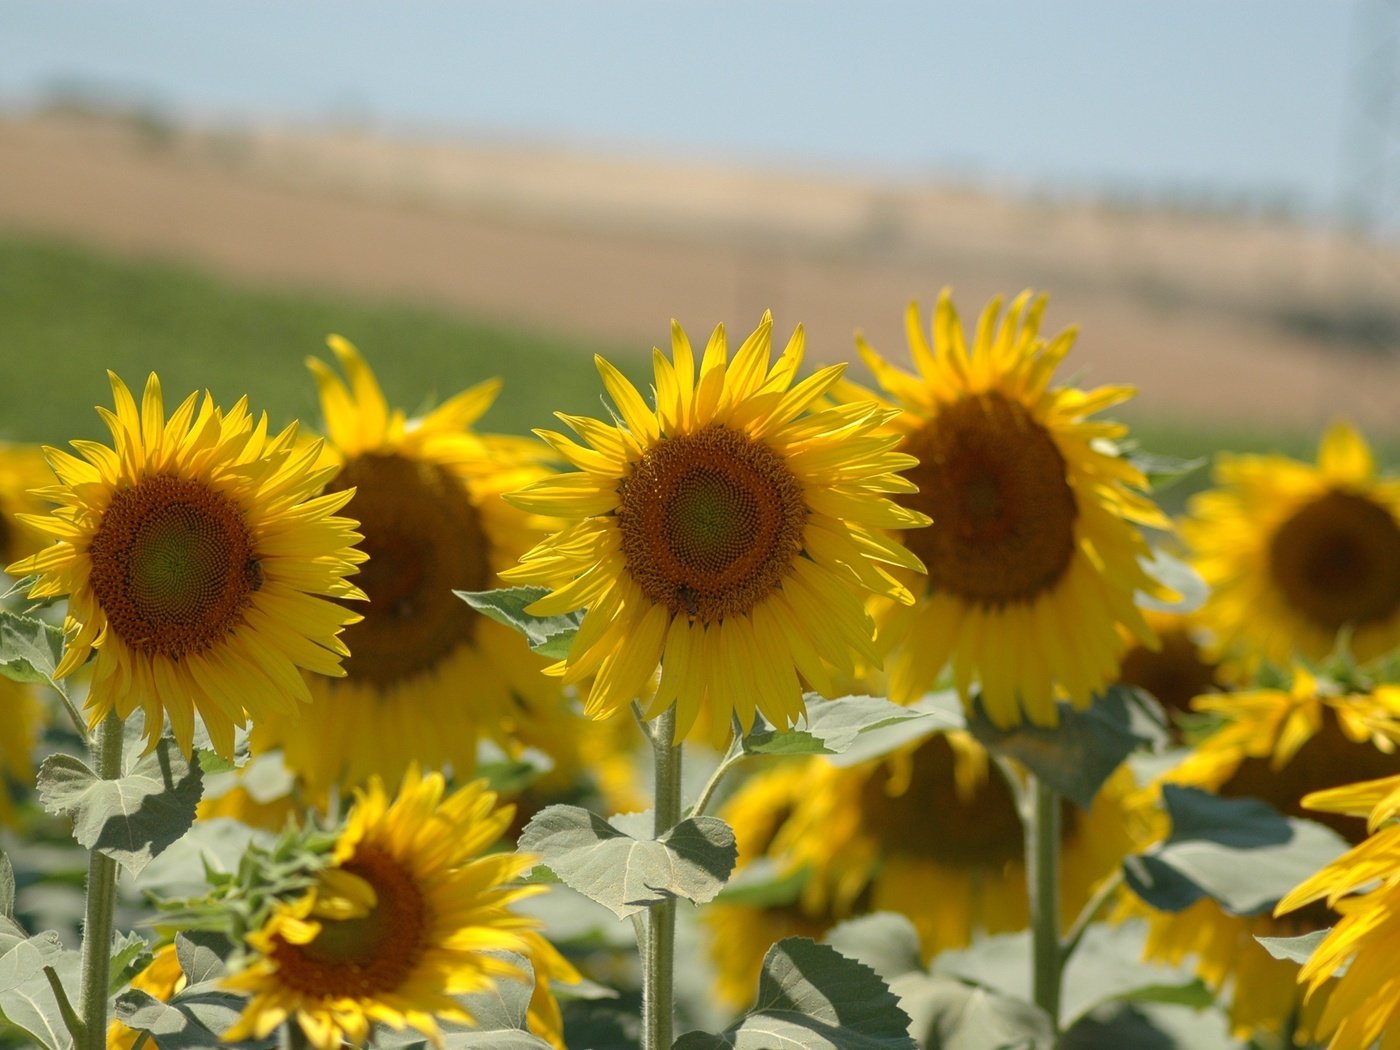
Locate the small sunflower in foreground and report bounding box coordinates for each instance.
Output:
[1133,671,1400,1039]
[251,338,570,793]
[0,442,54,565]
[224,767,575,1049]
[506,314,928,744]
[1276,774,1400,1050]
[7,374,366,756]
[771,732,1136,959]
[1185,422,1400,670]
[838,290,1170,727]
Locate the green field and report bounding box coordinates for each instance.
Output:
[1,233,1391,516]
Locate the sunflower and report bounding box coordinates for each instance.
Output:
[0,442,54,566]
[1276,774,1400,1050]
[1134,671,1400,1039]
[1184,422,1400,670]
[249,338,570,794]
[6,374,366,756]
[505,314,928,744]
[0,677,44,826]
[702,761,840,1005]
[1273,775,1400,1050]
[769,731,1136,960]
[223,767,572,1049]
[837,290,1170,727]
[1116,609,1224,736]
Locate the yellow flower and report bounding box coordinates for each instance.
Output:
[7,374,366,756]
[224,767,574,1049]
[1134,672,1400,1039]
[249,338,572,793]
[0,677,43,826]
[1275,774,1400,1050]
[1116,609,1223,734]
[505,314,928,744]
[0,442,54,565]
[1184,422,1400,669]
[703,761,840,1006]
[762,733,1134,960]
[839,291,1169,727]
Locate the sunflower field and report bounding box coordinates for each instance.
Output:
[2,260,1400,1050]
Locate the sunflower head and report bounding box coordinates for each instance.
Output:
[223,767,553,1049]
[0,442,55,565]
[1117,610,1223,736]
[839,290,1170,727]
[6,373,366,756]
[1185,421,1400,670]
[505,313,928,744]
[251,338,571,793]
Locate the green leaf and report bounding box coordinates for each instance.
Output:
[828,692,967,768]
[1256,929,1342,973]
[825,912,925,983]
[966,686,1167,809]
[518,805,736,920]
[0,927,64,995]
[37,735,205,877]
[108,930,153,998]
[0,610,65,686]
[455,586,584,659]
[0,946,79,1050]
[175,930,231,985]
[674,938,916,1050]
[744,694,938,758]
[892,974,1053,1050]
[114,981,270,1049]
[1060,1001,1232,1050]
[1122,786,1347,916]
[1137,548,1208,615]
[1126,451,1206,492]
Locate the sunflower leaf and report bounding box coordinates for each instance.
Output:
[36,736,204,877]
[517,805,737,919]
[115,981,270,1049]
[744,694,939,759]
[1255,930,1348,975]
[890,974,1054,1050]
[1126,451,1207,492]
[1122,786,1348,916]
[673,937,916,1050]
[0,610,65,686]
[108,930,153,998]
[0,925,64,995]
[455,586,585,659]
[0,946,79,1050]
[966,685,1165,809]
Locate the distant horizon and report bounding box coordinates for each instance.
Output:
[1,2,1390,228]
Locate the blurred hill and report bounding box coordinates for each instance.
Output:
[2,110,1398,432]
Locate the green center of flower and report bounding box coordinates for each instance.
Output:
[1268,489,1400,632]
[618,425,807,624]
[272,844,428,998]
[88,475,256,659]
[900,392,1078,607]
[328,453,491,687]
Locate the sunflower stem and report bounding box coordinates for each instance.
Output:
[76,710,124,1050]
[1025,774,1063,1032]
[642,704,682,1050]
[688,731,745,817]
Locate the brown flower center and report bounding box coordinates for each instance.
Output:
[1119,628,1221,727]
[329,453,491,687]
[88,475,256,659]
[617,425,807,624]
[270,843,428,998]
[1268,489,1400,633]
[1219,709,1398,843]
[900,392,1077,607]
[859,735,1076,867]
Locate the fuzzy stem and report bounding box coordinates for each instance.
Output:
[76,710,124,1050]
[1025,774,1063,1031]
[642,705,682,1050]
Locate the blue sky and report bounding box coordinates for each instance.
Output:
[0,2,1359,214]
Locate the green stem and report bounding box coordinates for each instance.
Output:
[688,732,745,818]
[642,705,682,1050]
[76,710,124,1050]
[1059,869,1123,966]
[283,1019,313,1049]
[1025,774,1063,1032]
